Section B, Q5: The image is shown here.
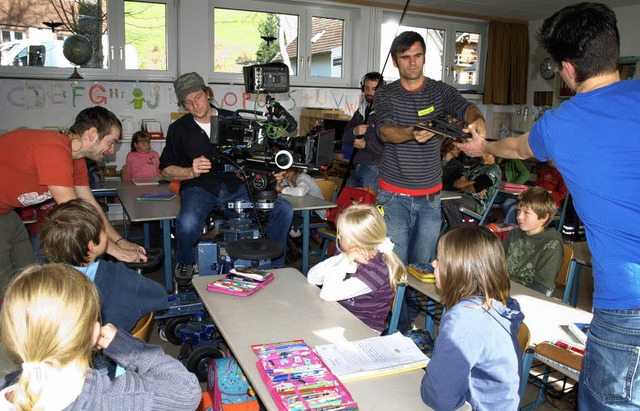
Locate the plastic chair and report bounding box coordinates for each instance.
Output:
[315,179,338,202]
[556,243,575,304]
[130,311,154,342]
[459,188,499,225]
[518,323,534,405]
[384,283,406,335]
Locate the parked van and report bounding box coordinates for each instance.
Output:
[0,39,73,68]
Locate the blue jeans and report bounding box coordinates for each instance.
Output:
[347,164,379,193]
[376,189,441,265]
[579,308,640,410]
[176,186,293,268]
[502,197,518,224]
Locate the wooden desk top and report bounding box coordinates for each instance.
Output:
[193,270,464,411]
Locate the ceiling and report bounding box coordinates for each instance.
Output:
[374,0,640,22]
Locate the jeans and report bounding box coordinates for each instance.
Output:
[502,198,518,224]
[176,186,293,268]
[579,308,640,410]
[376,189,441,265]
[347,164,379,193]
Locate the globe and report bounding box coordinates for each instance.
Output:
[63,34,93,66]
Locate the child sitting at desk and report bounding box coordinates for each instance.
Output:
[0,264,201,410]
[38,198,168,331]
[275,167,326,221]
[125,130,160,180]
[421,225,523,411]
[307,204,407,333]
[441,150,501,227]
[504,186,564,297]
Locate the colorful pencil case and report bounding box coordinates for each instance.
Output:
[408,264,436,283]
[206,273,273,296]
[251,340,359,411]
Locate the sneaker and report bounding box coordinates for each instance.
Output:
[174,263,193,284]
[289,228,302,238]
[192,263,199,276]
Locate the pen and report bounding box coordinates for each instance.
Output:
[266,364,323,374]
[272,370,325,382]
[554,340,585,355]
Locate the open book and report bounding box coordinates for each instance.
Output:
[229,267,273,282]
[314,332,429,382]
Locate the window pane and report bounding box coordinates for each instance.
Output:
[380,23,444,82]
[124,1,166,70]
[453,31,480,86]
[310,17,343,78]
[0,0,107,69]
[213,8,299,75]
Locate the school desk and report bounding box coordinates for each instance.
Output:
[117,185,179,291]
[407,275,592,381]
[192,270,471,411]
[280,194,336,274]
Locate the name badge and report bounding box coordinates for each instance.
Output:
[418,106,435,116]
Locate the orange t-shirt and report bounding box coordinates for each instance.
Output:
[0,129,88,214]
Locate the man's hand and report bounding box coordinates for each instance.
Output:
[274,171,286,193]
[456,126,489,158]
[109,238,147,263]
[353,139,366,149]
[413,124,436,144]
[353,124,368,137]
[192,155,211,177]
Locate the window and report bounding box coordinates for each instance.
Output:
[0,0,176,80]
[379,12,487,93]
[211,0,352,87]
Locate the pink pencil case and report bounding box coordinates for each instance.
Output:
[206,272,274,296]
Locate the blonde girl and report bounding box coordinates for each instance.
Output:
[307,204,407,333]
[421,226,523,411]
[0,264,201,411]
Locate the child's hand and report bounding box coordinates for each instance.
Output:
[95,324,118,350]
[346,247,373,265]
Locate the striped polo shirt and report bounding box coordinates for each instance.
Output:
[374,78,474,194]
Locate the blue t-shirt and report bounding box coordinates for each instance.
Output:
[528,79,640,310]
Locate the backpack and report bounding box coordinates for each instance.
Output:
[207,357,259,411]
[326,187,376,224]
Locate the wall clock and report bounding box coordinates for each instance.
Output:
[539,57,555,80]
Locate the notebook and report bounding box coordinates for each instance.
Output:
[136,192,176,201]
[132,178,160,186]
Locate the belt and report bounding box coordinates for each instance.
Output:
[398,190,441,201]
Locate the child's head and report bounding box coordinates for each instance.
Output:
[39,199,106,266]
[516,186,556,231]
[440,138,460,158]
[131,130,151,152]
[336,204,407,289]
[0,264,100,408]
[435,226,510,309]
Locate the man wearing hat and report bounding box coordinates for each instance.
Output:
[159,72,293,284]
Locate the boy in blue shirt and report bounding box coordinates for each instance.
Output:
[39,199,167,331]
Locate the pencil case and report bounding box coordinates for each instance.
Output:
[408,264,435,283]
[251,340,359,411]
[206,273,273,296]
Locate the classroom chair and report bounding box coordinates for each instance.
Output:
[551,193,571,232]
[555,243,575,305]
[304,179,337,231]
[459,188,500,225]
[384,283,406,335]
[131,311,154,342]
[121,164,128,181]
[518,323,534,405]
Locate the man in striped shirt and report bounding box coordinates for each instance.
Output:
[374,31,486,266]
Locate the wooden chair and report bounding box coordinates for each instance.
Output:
[121,164,128,181]
[315,179,338,202]
[519,323,534,405]
[556,243,575,304]
[459,188,500,225]
[130,312,154,342]
[384,283,406,335]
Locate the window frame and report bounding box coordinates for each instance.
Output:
[209,0,353,88]
[0,0,177,81]
[378,11,488,93]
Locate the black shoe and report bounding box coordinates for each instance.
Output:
[174,263,194,284]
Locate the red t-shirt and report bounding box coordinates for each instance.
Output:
[0,129,88,214]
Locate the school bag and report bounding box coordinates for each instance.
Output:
[207,357,259,411]
[326,186,376,224]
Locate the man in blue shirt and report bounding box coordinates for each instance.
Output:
[461,3,640,409]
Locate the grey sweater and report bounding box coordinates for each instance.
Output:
[0,330,201,411]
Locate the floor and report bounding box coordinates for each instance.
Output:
[0,223,592,410]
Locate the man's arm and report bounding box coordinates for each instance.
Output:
[464,106,487,139]
[160,156,210,181]
[458,130,534,160]
[379,124,436,144]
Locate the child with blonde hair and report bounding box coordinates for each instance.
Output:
[0,263,201,410]
[421,226,523,411]
[307,204,407,333]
